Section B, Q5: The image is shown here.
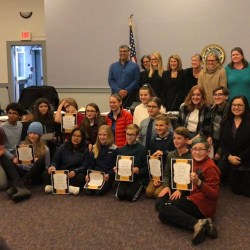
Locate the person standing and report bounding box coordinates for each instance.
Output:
[225,47,250,103]
[108,45,140,108]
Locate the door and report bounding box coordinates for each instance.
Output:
[7,41,47,102]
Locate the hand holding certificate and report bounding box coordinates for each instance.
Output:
[115,155,134,182]
[84,170,105,190]
[171,159,193,191]
[16,144,34,165]
[51,170,69,194]
[61,113,77,133]
[147,155,163,182]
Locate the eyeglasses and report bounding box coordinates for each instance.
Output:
[86,110,96,113]
[232,104,244,108]
[147,105,158,109]
[143,60,150,64]
[126,133,136,137]
[151,58,158,61]
[191,148,207,152]
[213,93,225,97]
[72,134,82,138]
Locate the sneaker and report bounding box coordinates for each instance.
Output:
[69,186,80,195]
[207,218,218,239]
[192,219,208,245]
[45,185,53,193]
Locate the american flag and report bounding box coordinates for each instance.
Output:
[129,18,137,63]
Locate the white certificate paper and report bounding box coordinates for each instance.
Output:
[115,155,134,182]
[147,156,163,181]
[16,144,34,164]
[171,159,193,191]
[84,170,105,190]
[52,170,69,194]
[61,113,77,133]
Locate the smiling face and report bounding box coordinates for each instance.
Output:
[139,89,151,105]
[231,50,244,64]
[147,101,160,117]
[191,142,209,161]
[38,103,49,115]
[170,58,178,71]
[213,89,228,105]
[126,128,137,145]
[155,120,169,137]
[231,98,245,117]
[71,130,82,146]
[109,96,122,112]
[28,132,40,144]
[191,56,201,69]
[142,57,150,70]
[119,47,129,62]
[98,129,107,145]
[150,54,159,69]
[173,133,188,149]
[191,89,202,106]
[7,109,20,124]
[206,55,218,70]
[64,101,77,114]
[85,105,97,121]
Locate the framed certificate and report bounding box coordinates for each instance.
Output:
[171,159,193,191]
[147,155,163,182]
[51,170,69,194]
[115,155,134,182]
[84,170,105,190]
[61,113,77,133]
[16,144,34,165]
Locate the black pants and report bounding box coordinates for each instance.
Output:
[158,197,205,230]
[122,92,137,109]
[115,181,144,201]
[229,169,250,197]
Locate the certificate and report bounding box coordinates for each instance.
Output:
[84,170,105,190]
[147,155,163,182]
[61,113,77,133]
[171,159,193,191]
[16,144,34,165]
[115,155,134,182]
[51,170,69,194]
[41,132,55,140]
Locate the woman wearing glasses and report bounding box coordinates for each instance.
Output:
[176,86,211,146]
[219,95,250,197]
[198,52,227,105]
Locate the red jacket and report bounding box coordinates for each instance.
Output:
[105,109,133,147]
[188,157,220,218]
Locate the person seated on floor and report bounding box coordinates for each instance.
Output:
[32,98,61,158]
[85,125,117,196]
[157,137,220,245]
[54,97,84,142]
[156,127,191,207]
[114,124,148,201]
[139,97,162,151]
[145,114,175,199]
[44,127,90,195]
[13,122,50,185]
[0,102,28,159]
[0,128,31,202]
[80,103,105,148]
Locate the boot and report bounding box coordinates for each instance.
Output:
[11,187,31,202]
[6,186,17,198]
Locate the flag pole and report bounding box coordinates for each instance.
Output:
[129,14,137,62]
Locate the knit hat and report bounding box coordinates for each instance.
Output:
[0,128,6,145]
[27,122,43,135]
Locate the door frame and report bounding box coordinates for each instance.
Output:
[6,40,47,102]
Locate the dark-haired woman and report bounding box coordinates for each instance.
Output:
[225,47,250,103]
[219,95,250,197]
[44,127,90,195]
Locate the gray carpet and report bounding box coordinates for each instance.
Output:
[0,184,249,250]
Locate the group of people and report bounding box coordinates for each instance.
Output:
[0,45,249,245]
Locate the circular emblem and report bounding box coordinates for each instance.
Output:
[201,44,225,64]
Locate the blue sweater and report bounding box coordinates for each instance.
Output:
[51,143,90,174]
[108,60,140,94]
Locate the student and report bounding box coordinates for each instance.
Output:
[13,122,50,185]
[85,125,117,196]
[139,97,162,150]
[145,114,175,199]
[80,103,105,146]
[32,98,60,158]
[115,124,148,201]
[156,127,191,205]
[157,137,220,245]
[44,127,89,195]
[0,128,31,202]
[105,94,133,147]
[0,102,27,159]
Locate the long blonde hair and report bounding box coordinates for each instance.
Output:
[149,52,164,77]
[25,135,46,158]
[92,125,114,158]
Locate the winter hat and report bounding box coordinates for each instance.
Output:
[0,128,7,145]
[27,122,43,135]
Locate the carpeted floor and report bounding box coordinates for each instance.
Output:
[0,184,249,250]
